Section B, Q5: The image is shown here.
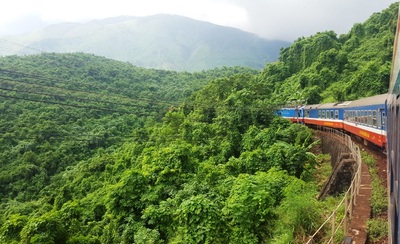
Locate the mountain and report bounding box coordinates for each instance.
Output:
[1,15,290,71]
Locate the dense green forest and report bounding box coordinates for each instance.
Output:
[261,3,397,104]
[0,53,257,201]
[0,3,397,244]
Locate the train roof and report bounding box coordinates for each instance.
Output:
[276,107,297,110]
[304,102,350,109]
[346,93,387,108]
[303,104,321,109]
[280,94,387,110]
[318,102,348,109]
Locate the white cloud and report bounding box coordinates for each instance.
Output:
[0,0,397,40]
[232,0,397,40]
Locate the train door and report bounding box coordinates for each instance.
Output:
[294,107,299,123]
[378,107,386,131]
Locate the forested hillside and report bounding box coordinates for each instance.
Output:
[0,3,397,244]
[0,51,325,243]
[261,2,398,104]
[0,52,326,243]
[0,52,257,201]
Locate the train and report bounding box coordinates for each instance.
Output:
[276,4,400,242]
[276,92,399,241]
[275,93,387,148]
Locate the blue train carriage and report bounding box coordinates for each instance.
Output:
[303,102,347,129]
[342,93,387,148]
[387,7,400,242]
[274,106,304,123]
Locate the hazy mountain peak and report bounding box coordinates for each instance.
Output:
[1,15,290,71]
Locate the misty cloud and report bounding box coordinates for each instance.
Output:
[0,0,396,41]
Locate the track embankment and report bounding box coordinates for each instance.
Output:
[317,131,372,243]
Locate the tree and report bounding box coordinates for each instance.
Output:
[172,194,227,243]
[223,173,278,243]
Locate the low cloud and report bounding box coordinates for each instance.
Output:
[0,0,397,41]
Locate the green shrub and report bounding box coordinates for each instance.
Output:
[370,178,387,216]
[361,151,387,216]
[367,219,388,242]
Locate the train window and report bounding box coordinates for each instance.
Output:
[361,110,365,124]
[373,110,377,127]
[368,110,373,126]
[305,110,310,118]
[330,110,334,119]
[318,110,321,118]
[361,111,364,122]
[322,110,325,118]
[335,110,339,119]
[360,111,363,123]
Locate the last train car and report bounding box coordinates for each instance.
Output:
[274,106,303,123]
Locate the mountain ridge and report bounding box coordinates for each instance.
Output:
[1,14,290,71]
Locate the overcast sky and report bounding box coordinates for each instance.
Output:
[0,0,397,41]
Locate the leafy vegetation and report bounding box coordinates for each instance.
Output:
[362,152,387,216]
[0,53,256,202]
[0,52,329,243]
[0,2,397,243]
[367,219,388,243]
[362,151,388,242]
